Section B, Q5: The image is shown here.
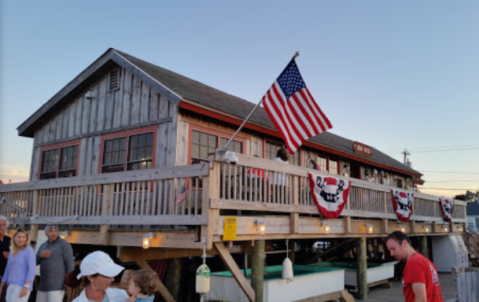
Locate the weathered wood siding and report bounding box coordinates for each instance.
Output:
[31,67,178,180]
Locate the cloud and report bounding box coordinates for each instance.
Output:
[0,169,29,184]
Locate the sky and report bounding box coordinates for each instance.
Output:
[0,1,478,197]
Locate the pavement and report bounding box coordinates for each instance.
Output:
[362,273,456,301]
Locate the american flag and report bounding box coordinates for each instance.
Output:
[263,60,332,154]
[176,186,186,204]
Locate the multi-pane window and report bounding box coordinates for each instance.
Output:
[40,145,78,179]
[318,156,327,171]
[102,132,154,173]
[329,160,338,175]
[265,141,299,166]
[190,130,243,164]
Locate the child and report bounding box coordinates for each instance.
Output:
[126,269,160,302]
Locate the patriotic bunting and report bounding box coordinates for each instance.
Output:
[308,172,351,218]
[439,197,454,222]
[391,189,414,222]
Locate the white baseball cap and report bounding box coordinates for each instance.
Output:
[77,251,124,279]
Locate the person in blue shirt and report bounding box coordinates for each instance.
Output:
[0,229,36,302]
[126,270,160,302]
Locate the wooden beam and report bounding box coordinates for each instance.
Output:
[214,242,255,302]
[420,236,428,258]
[135,260,176,302]
[344,216,351,234]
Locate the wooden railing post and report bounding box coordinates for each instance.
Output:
[30,190,40,242]
[290,175,299,234]
[202,160,220,250]
[99,184,113,245]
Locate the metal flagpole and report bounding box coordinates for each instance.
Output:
[222,51,300,152]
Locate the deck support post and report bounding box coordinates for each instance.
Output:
[356,237,368,300]
[251,239,265,302]
[164,258,182,302]
[420,236,428,258]
[30,190,40,242]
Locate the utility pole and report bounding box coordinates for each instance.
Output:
[402,149,411,165]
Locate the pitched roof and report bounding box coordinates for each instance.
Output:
[116,50,420,176]
[18,48,421,176]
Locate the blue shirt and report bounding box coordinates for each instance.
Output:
[135,296,154,302]
[2,246,36,290]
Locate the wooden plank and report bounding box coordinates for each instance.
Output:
[62,104,70,139]
[156,123,168,168]
[49,114,57,142]
[88,84,99,136]
[356,237,368,300]
[0,163,209,192]
[140,81,150,123]
[112,69,124,129]
[121,70,132,127]
[118,245,244,262]
[215,242,255,302]
[96,77,107,132]
[28,214,207,226]
[130,76,141,125]
[149,91,159,122]
[81,96,91,135]
[91,136,101,175]
[166,102,178,167]
[68,99,76,137]
[55,111,63,140]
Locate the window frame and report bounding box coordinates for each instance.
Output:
[37,140,81,180]
[263,139,301,166]
[98,126,157,174]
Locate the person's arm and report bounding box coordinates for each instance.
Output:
[36,244,43,263]
[25,247,36,285]
[411,282,427,302]
[63,241,75,273]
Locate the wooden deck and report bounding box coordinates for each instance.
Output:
[0,153,466,250]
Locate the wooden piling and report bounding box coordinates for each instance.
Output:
[356,237,368,300]
[251,240,265,302]
[165,258,182,301]
[420,236,428,258]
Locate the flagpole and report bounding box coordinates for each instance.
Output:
[222,51,300,152]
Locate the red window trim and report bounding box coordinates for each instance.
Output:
[37,139,81,180]
[187,124,247,189]
[97,125,158,174]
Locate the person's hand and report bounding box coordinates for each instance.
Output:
[2,251,8,259]
[19,287,29,298]
[39,250,52,258]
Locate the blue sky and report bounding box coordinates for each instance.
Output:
[1,1,478,197]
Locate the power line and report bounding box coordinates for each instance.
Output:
[426,180,479,183]
[386,144,479,152]
[420,171,479,175]
[420,188,475,191]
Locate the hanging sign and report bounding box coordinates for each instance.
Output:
[353,142,373,157]
[308,172,351,218]
[391,189,414,222]
[439,198,454,222]
[223,217,237,240]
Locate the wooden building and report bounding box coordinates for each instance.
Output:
[0,49,467,301]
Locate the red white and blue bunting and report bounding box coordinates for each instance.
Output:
[308,172,351,218]
[391,189,414,222]
[439,197,454,222]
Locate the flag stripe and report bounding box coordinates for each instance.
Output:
[262,60,332,154]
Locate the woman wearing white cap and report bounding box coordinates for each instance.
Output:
[64,251,128,302]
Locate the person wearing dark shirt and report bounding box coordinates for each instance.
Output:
[0,216,10,302]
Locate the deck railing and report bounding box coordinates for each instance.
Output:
[215,153,466,222]
[0,154,467,230]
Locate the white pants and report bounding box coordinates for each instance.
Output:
[36,290,65,302]
[6,284,31,302]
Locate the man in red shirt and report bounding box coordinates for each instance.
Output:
[386,231,443,302]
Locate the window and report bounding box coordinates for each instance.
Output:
[329,160,338,175]
[100,128,155,173]
[190,130,243,164]
[318,156,327,171]
[265,141,299,166]
[40,144,79,179]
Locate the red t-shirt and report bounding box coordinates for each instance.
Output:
[403,253,443,302]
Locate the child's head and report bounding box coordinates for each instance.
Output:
[128,269,160,297]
